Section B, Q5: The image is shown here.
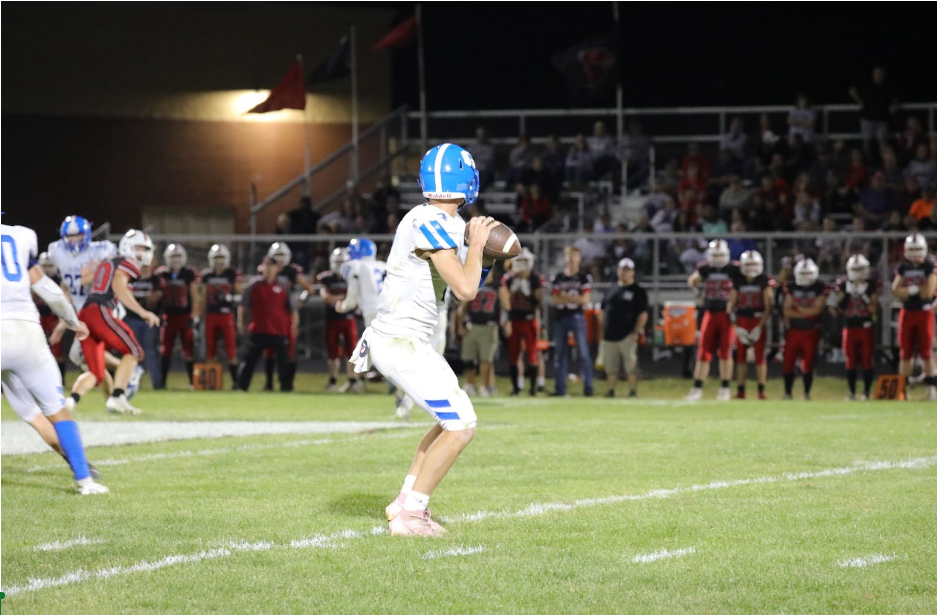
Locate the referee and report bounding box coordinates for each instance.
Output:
[236,256,298,391]
[599,258,649,398]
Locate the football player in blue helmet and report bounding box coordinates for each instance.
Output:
[59,216,92,254]
[417,143,479,210]
[347,238,378,261]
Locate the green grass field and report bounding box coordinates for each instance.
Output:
[1,374,936,614]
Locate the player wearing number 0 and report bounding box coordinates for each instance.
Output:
[781,258,827,400]
[728,250,775,400]
[891,233,937,400]
[67,230,161,415]
[156,244,202,388]
[350,142,497,537]
[828,254,879,400]
[2,221,109,494]
[201,244,242,389]
[685,239,738,401]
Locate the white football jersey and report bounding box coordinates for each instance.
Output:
[343,257,387,322]
[1,224,41,323]
[371,204,465,341]
[48,239,116,310]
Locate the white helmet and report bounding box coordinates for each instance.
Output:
[845,254,870,282]
[38,251,58,277]
[329,247,348,273]
[119,229,155,267]
[707,239,730,268]
[739,250,763,279]
[268,241,291,267]
[511,247,535,273]
[904,233,928,264]
[793,258,819,287]
[163,243,188,269]
[208,244,231,269]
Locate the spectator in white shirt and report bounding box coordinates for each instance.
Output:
[587,121,617,180]
[787,93,816,142]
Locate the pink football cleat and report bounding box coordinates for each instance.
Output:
[385,493,406,521]
[389,508,446,537]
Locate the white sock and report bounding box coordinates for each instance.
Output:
[405,490,430,511]
[537,376,545,386]
[400,474,417,495]
[77,478,94,487]
[517,376,525,389]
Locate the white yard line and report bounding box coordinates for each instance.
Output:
[32,536,103,552]
[1,420,417,456]
[837,554,899,568]
[423,545,486,560]
[4,456,934,597]
[631,546,695,563]
[24,430,424,473]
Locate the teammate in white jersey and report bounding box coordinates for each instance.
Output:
[1,222,108,494]
[336,237,387,326]
[350,143,498,536]
[48,215,120,376]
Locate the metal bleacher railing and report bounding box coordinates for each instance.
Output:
[113,230,935,365]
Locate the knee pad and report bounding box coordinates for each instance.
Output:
[437,389,477,431]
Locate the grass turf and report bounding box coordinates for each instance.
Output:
[0,374,936,614]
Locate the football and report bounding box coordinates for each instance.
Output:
[464,221,521,261]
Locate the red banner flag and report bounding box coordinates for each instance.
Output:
[246,60,306,114]
[372,14,417,50]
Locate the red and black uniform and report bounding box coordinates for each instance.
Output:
[156,265,200,360]
[835,277,877,371]
[696,262,738,362]
[317,269,358,360]
[897,259,936,361]
[501,271,544,366]
[34,273,64,363]
[732,272,774,365]
[202,267,241,363]
[782,280,827,388]
[236,276,296,391]
[263,264,305,362]
[467,279,501,326]
[79,257,144,384]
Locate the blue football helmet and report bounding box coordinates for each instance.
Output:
[418,143,479,208]
[60,216,92,254]
[347,238,377,261]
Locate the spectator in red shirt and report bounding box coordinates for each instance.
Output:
[681,142,711,180]
[677,163,707,204]
[844,148,870,192]
[236,257,298,392]
[519,183,553,231]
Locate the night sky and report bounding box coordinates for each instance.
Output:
[384,2,937,111]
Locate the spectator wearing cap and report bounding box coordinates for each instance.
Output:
[598,258,649,398]
[236,257,297,392]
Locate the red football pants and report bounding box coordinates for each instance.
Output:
[842,327,874,370]
[78,303,143,384]
[323,319,357,360]
[898,309,934,361]
[507,319,538,365]
[161,314,194,359]
[783,328,819,375]
[734,316,766,365]
[697,311,733,362]
[206,313,237,362]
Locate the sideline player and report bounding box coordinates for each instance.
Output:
[264,241,314,391]
[156,243,202,387]
[457,269,501,396]
[891,233,936,400]
[67,230,161,414]
[829,254,878,400]
[500,248,544,396]
[781,258,826,400]
[319,248,360,392]
[728,250,774,400]
[685,239,738,401]
[2,220,108,494]
[336,237,387,392]
[202,244,242,388]
[350,143,497,536]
